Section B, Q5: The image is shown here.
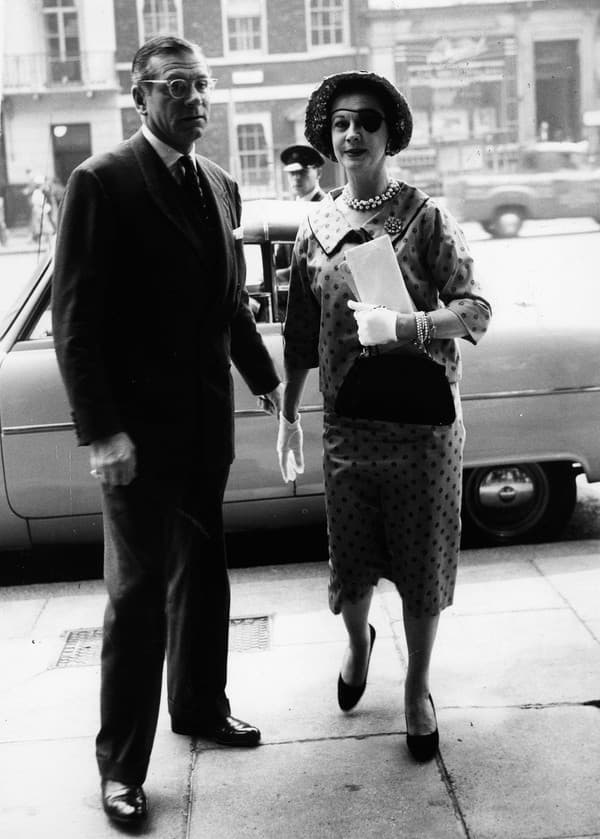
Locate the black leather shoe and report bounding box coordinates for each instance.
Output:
[337,624,376,712]
[101,780,147,824]
[172,714,261,747]
[405,693,439,762]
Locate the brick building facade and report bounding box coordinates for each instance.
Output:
[1,0,599,225]
[363,0,600,183]
[112,0,368,196]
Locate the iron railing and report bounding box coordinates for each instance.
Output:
[2,51,118,92]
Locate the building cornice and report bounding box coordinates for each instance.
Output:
[115,46,368,74]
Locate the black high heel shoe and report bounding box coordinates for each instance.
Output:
[337,624,376,712]
[405,693,439,762]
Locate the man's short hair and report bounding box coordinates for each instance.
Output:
[131,35,206,84]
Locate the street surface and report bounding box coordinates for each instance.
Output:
[0,539,599,838]
[466,219,600,324]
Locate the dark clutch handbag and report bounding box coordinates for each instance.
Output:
[334,350,456,426]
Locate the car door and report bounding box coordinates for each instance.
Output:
[228,240,324,502]
[0,279,103,542]
[551,168,600,218]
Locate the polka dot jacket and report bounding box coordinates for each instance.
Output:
[283,183,492,409]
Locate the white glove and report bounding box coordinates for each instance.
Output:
[348,300,397,346]
[277,414,304,483]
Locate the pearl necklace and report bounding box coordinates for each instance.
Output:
[342,179,402,212]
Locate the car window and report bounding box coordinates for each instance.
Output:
[244,243,264,292]
[0,255,51,341]
[27,301,53,339]
[19,243,284,338]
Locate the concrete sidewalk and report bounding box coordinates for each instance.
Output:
[0,540,599,838]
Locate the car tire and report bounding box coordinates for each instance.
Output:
[490,207,525,238]
[461,462,577,546]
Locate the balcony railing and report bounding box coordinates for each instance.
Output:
[2,51,118,92]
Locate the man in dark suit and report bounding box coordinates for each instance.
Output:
[52,35,281,826]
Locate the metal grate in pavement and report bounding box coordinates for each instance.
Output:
[56,627,103,667]
[229,615,271,652]
[56,615,271,667]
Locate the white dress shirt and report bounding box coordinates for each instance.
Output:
[141,124,194,184]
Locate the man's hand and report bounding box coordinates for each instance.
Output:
[90,431,137,487]
[277,414,304,483]
[257,384,283,417]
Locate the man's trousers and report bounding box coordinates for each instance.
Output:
[95,466,231,785]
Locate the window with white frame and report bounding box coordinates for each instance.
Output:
[309,0,347,48]
[236,116,274,198]
[42,0,81,83]
[225,0,263,54]
[140,0,181,39]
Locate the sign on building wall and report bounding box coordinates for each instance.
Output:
[395,35,518,147]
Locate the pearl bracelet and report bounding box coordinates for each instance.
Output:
[425,312,436,341]
[414,311,435,349]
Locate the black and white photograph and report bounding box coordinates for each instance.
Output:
[0,0,599,836]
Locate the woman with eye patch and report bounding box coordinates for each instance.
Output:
[278,71,491,763]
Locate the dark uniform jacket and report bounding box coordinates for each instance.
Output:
[52,129,279,474]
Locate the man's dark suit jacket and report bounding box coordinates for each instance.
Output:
[52,129,280,473]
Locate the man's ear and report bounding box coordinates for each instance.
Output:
[131,84,147,115]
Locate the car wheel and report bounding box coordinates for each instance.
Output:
[462,462,577,546]
[490,207,525,238]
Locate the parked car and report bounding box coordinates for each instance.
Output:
[444,141,600,237]
[0,199,598,551]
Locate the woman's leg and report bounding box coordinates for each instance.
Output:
[339,589,374,685]
[403,612,440,734]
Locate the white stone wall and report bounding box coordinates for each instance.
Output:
[2,0,119,185]
[4,94,122,183]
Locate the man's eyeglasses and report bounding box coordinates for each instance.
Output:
[331,109,386,133]
[140,77,218,100]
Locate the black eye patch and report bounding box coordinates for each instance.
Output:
[331,109,385,133]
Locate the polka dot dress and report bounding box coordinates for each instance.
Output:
[324,384,465,618]
[283,185,491,617]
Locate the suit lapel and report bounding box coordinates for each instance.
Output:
[129,131,239,311]
[130,131,206,256]
[195,155,235,281]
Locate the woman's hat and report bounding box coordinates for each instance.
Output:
[304,70,413,162]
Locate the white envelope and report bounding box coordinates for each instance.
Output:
[345,235,415,313]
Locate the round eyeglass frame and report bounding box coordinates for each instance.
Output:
[140,77,218,100]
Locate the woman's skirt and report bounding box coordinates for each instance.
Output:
[323,387,465,618]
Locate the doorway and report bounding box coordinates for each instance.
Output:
[51,123,91,188]
[535,40,580,142]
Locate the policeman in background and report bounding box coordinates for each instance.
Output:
[275,145,326,286]
[281,144,326,202]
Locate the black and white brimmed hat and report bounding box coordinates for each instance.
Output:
[304,70,413,162]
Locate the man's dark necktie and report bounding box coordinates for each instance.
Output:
[178,155,211,224]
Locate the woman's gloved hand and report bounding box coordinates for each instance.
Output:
[277,414,304,483]
[348,300,397,346]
